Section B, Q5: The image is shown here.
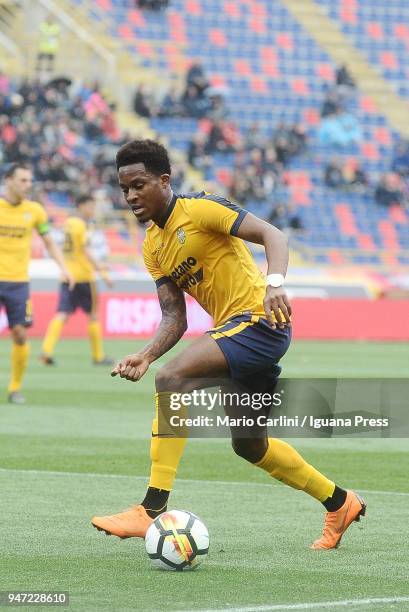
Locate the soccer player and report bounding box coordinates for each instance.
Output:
[92,140,366,550]
[40,194,113,366]
[0,163,73,404]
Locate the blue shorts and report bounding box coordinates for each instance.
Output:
[0,282,32,328]
[57,282,96,315]
[207,314,291,392]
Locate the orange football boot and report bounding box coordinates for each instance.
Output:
[91,505,153,539]
[311,490,366,550]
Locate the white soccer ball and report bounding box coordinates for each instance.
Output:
[145,510,209,571]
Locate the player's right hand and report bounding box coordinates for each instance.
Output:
[111,353,150,382]
[65,271,75,291]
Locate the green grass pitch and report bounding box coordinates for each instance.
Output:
[0,339,408,611]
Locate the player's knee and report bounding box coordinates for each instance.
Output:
[11,326,27,345]
[155,365,187,392]
[231,438,268,463]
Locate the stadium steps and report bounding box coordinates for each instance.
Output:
[53,0,175,92]
[282,0,409,138]
[0,0,24,75]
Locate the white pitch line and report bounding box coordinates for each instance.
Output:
[183,596,409,612]
[0,467,408,497]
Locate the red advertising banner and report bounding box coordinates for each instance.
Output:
[0,293,213,338]
[1,293,408,340]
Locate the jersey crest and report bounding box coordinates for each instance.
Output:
[176,227,186,244]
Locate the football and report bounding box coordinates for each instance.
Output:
[145,510,209,571]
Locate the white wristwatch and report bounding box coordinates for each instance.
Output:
[266,273,285,288]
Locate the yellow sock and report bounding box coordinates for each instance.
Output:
[256,438,335,502]
[42,317,64,356]
[88,321,104,362]
[149,392,188,491]
[8,343,30,393]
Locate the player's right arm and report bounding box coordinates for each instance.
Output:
[111,281,187,382]
[83,246,114,287]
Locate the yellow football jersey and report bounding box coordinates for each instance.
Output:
[0,198,49,282]
[62,216,95,283]
[143,192,267,326]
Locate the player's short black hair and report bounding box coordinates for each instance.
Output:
[4,162,32,178]
[75,194,94,207]
[116,139,171,176]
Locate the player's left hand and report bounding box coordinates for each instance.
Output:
[111,353,150,382]
[263,286,292,329]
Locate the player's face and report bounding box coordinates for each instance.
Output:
[118,163,170,224]
[81,200,96,220]
[6,169,33,203]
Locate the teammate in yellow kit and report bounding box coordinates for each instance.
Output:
[41,194,113,366]
[91,140,366,550]
[0,163,73,404]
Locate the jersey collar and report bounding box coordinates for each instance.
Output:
[156,192,177,229]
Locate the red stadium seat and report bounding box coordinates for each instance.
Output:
[382,253,398,266]
[357,234,375,251]
[168,11,187,43]
[260,47,277,62]
[379,220,399,250]
[137,42,154,57]
[361,142,379,160]
[291,190,311,205]
[118,24,133,39]
[128,10,146,28]
[210,74,227,88]
[260,47,278,76]
[291,79,309,96]
[276,33,293,51]
[329,249,345,265]
[251,76,268,93]
[389,205,408,224]
[185,0,202,15]
[374,127,391,146]
[96,0,112,9]
[261,61,279,77]
[216,168,232,186]
[303,108,320,125]
[366,22,384,40]
[335,203,358,235]
[249,18,267,34]
[380,52,398,70]
[170,29,187,43]
[250,2,267,17]
[340,2,357,25]
[285,171,311,189]
[224,1,240,17]
[209,29,227,46]
[316,63,334,81]
[394,24,409,41]
[360,96,377,113]
[234,59,251,75]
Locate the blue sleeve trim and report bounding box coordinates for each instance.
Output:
[155,276,172,288]
[201,193,242,213]
[230,209,248,236]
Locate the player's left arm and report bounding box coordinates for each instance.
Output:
[40,232,75,289]
[235,213,291,329]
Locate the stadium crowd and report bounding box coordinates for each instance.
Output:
[0,74,129,212]
[134,60,409,216]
